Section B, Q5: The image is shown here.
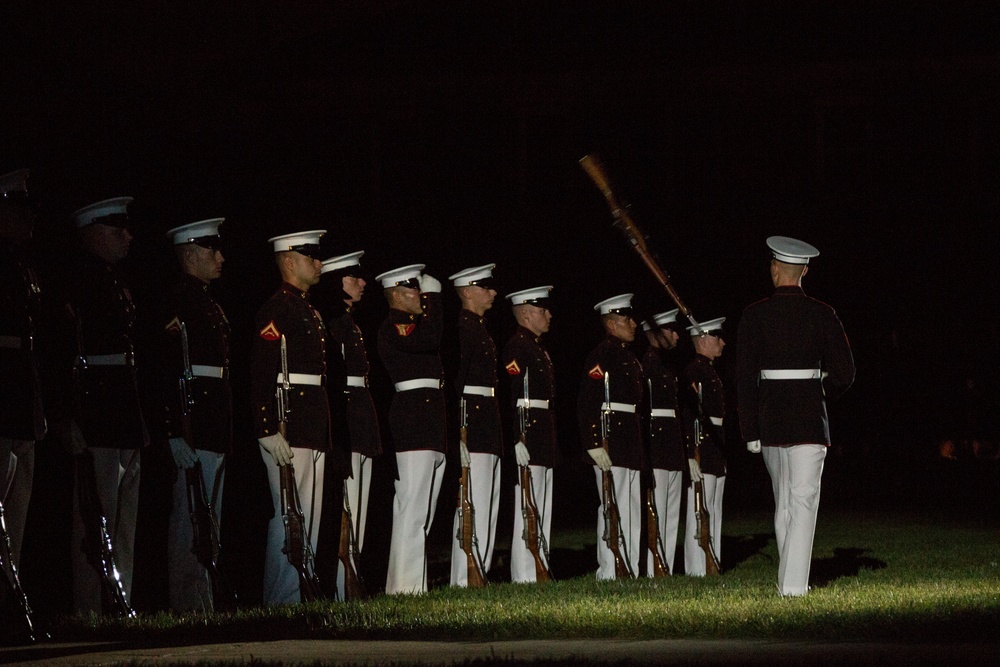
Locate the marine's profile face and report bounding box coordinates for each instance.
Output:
[699,333,725,360]
[288,251,322,288]
[659,327,680,349]
[606,313,637,343]
[520,304,551,336]
[391,285,423,315]
[342,274,365,304]
[189,244,224,282]
[464,284,496,312]
[90,222,133,263]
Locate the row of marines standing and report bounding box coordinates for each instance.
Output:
[2,168,854,640]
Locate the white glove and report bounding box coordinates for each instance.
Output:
[169,437,197,469]
[259,432,293,466]
[460,441,471,467]
[515,441,530,467]
[747,439,762,454]
[588,447,612,472]
[688,458,703,482]
[418,273,441,293]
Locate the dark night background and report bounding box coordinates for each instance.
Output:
[3,1,999,614]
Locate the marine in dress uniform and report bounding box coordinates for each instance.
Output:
[640,309,685,575]
[64,196,149,613]
[502,286,558,583]
[447,264,502,587]
[318,251,381,599]
[251,230,332,605]
[577,294,644,580]
[0,170,45,577]
[158,218,231,613]
[682,317,727,577]
[735,236,854,596]
[376,264,447,595]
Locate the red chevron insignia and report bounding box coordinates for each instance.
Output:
[259,321,280,341]
[164,316,182,334]
[588,364,604,380]
[395,323,415,336]
[505,359,521,375]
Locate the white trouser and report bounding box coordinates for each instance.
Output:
[261,446,325,605]
[594,466,641,581]
[386,450,446,595]
[762,444,827,596]
[1,438,35,567]
[337,451,373,598]
[511,464,553,583]
[167,450,225,613]
[450,452,501,586]
[71,447,141,614]
[684,473,725,577]
[647,468,683,576]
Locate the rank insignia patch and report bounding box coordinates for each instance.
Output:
[588,364,605,380]
[505,359,521,375]
[164,316,182,334]
[395,323,415,337]
[259,321,281,341]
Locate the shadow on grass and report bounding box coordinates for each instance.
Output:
[811,547,887,589]
[721,533,773,571]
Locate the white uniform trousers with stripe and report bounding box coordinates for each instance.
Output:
[71,446,141,614]
[510,464,553,583]
[762,444,827,596]
[167,450,225,613]
[449,452,500,586]
[386,450,446,595]
[647,468,683,575]
[684,473,725,576]
[1,437,34,567]
[337,452,372,598]
[260,446,324,605]
[593,466,641,580]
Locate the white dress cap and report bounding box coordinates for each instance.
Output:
[72,197,134,229]
[641,320,653,332]
[686,316,726,337]
[653,309,680,327]
[506,285,553,306]
[767,236,819,264]
[268,229,326,254]
[448,263,496,287]
[0,169,29,196]
[322,250,364,274]
[375,264,425,289]
[594,293,634,315]
[166,218,224,245]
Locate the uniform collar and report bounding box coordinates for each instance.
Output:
[517,325,542,343]
[181,271,210,291]
[280,281,309,299]
[774,285,805,296]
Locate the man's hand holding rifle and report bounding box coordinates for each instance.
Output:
[593,372,634,580]
[691,382,721,576]
[517,369,553,582]
[456,397,488,588]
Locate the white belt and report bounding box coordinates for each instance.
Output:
[87,353,129,366]
[760,368,822,380]
[601,402,636,414]
[650,408,676,418]
[346,375,367,388]
[277,372,323,386]
[394,378,441,392]
[710,416,724,426]
[0,335,23,349]
[463,385,494,397]
[192,364,226,379]
[516,398,549,410]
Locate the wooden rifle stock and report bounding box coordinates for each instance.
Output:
[579,154,700,331]
[0,500,36,641]
[278,462,323,602]
[457,458,488,588]
[691,385,721,576]
[601,447,633,580]
[75,450,136,617]
[185,462,237,611]
[338,482,369,601]
[645,488,670,578]
[519,465,553,582]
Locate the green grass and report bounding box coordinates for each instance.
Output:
[48,510,1000,644]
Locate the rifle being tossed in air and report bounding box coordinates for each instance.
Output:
[517,369,553,582]
[276,335,323,603]
[456,396,488,588]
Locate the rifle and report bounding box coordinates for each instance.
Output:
[179,323,237,611]
[75,449,136,617]
[579,154,700,332]
[0,500,36,642]
[692,382,722,576]
[645,379,670,578]
[456,397,488,588]
[517,369,553,582]
[276,335,323,602]
[338,480,369,600]
[601,372,634,579]
[71,316,135,618]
